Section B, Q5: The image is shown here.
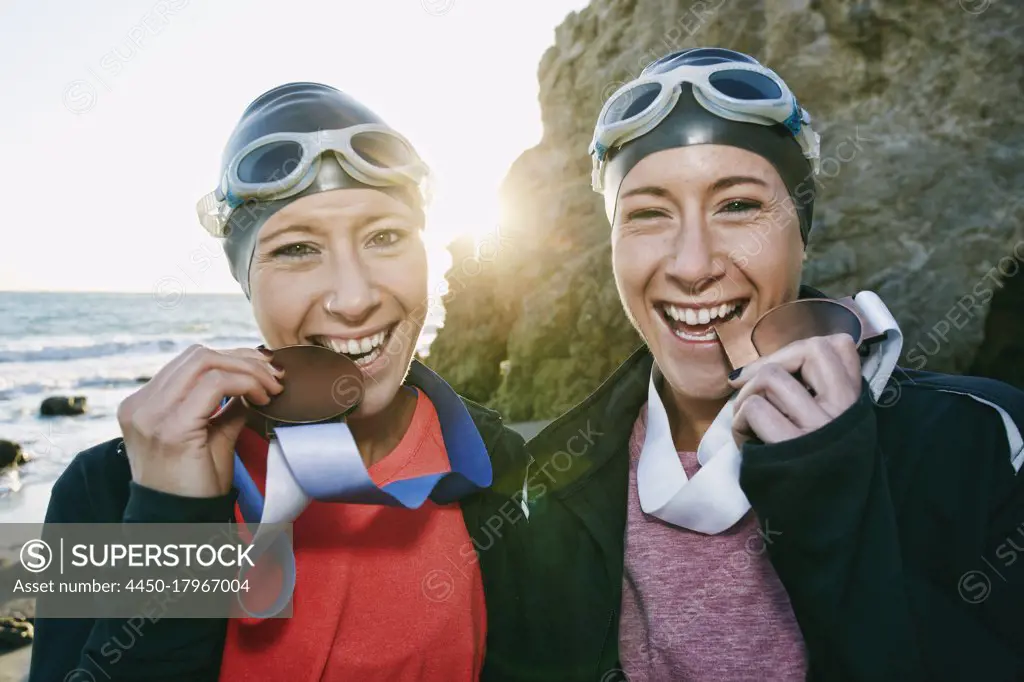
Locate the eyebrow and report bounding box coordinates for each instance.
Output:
[619,185,673,201]
[619,176,768,201]
[258,223,323,243]
[709,175,769,193]
[258,210,414,244]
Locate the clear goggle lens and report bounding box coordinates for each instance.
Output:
[234,132,419,185]
[599,68,785,128]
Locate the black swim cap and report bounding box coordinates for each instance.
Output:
[602,49,816,244]
[217,82,425,297]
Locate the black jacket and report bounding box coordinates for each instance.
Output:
[29,389,529,682]
[481,345,1024,682]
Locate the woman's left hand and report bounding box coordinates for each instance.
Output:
[729,333,863,447]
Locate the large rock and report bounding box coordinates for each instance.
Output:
[428,0,1024,421]
[0,619,32,652]
[0,443,25,471]
[424,235,516,406]
[40,396,86,417]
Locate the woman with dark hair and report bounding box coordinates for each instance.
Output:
[485,48,1024,682]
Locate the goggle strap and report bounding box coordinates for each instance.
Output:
[224,189,246,209]
[782,101,803,137]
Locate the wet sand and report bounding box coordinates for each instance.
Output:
[0,481,52,527]
[0,647,29,682]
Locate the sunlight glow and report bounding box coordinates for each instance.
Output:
[0,0,590,295]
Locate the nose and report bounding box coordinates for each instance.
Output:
[323,252,381,324]
[662,212,725,300]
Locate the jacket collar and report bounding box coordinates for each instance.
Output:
[526,343,651,499]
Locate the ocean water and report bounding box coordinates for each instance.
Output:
[0,291,440,522]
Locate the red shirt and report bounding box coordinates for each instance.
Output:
[218,388,487,681]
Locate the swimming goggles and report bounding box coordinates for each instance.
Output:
[588,55,821,192]
[197,124,430,237]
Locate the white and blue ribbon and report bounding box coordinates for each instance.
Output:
[230,361,493,617]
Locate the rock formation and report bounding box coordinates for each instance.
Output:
[0,618,32,652]
[0,442,25,471]
[427,0,1024,421]
[40,396,87,417]
[426,235,517,405]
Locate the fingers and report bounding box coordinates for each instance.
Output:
[208,396,249,449]
[827,333,862,385]
[804,336,861,412]
[182,369,279,425]
[117,346,281,499]
[128,368,277,455]
[118,346,283,443]
[730,333,861,413]
[728,333,863,446]
[143,344,207,395]
[158,347,283,411]
[732,363,830,431]
[733,394,802,446]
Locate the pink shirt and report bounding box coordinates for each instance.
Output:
[618,403,808,681]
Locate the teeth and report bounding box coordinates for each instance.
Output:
[353,345,384,367]
[664,302,741,327]
[674,327,718,342]
[319,329,390,356]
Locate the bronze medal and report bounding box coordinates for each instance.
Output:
[715,296,886,371]
[241,344,366,433]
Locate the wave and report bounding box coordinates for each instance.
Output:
[0,377,147,403]
[0,319,443,365]
[0,335,262,364]
[74,377,150,389]
[0,381,52,401]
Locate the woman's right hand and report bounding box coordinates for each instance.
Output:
[117,345,285,498]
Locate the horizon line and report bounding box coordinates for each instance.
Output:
[0,289,247,296]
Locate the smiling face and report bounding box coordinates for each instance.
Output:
[248,188,428,419]
[611,144,805,401]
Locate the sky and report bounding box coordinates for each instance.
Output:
[0,0,591,294]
